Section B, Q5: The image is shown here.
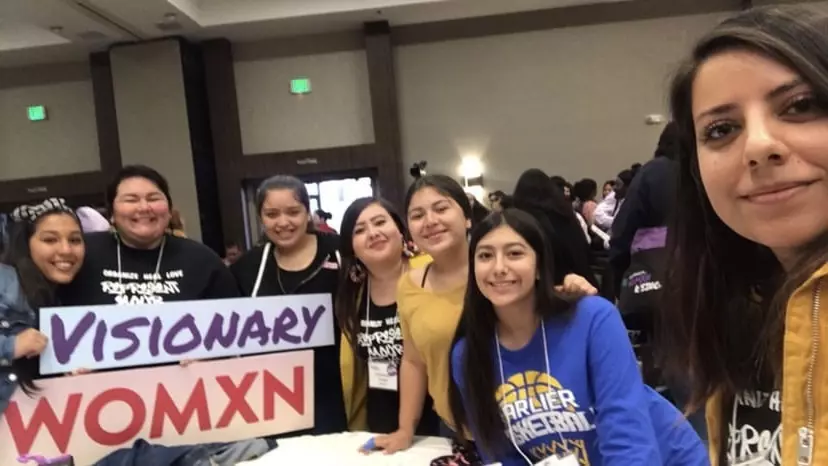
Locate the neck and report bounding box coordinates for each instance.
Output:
[119,233,164,250]
[495,299,539,350]
[430,244,468,277]
[277,233,313,257]
[365,257,405,285]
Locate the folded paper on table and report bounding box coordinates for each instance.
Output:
[1,351,314,466]
[39,294,333,374]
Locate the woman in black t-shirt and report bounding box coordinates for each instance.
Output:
[60,165,238,306]
[231,175,346,436]
[336,197,439,436]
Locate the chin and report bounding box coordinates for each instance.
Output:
[742,221,827,253]
[46,272,77,285]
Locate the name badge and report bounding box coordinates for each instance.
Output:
[368,360,398,391]
[537,453,578,466]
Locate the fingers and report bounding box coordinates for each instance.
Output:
[180,359,200,367]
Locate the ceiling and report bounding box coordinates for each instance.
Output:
[0,0,630,67]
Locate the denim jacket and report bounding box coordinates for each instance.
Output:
[0,264,36,418]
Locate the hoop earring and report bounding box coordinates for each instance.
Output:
[349,263,367,283]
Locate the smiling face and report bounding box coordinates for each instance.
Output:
[29,213,85,284]
[406,187,471,259]
[351,203,404,267]
[692,49,828,265]
[260,188,310,250]
[474,224,537,310]
[112,177,171,248]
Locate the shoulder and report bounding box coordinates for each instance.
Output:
[83,231,115,249]
[0,264,26,312]
[231,244,266,275]
[572,296,620,325]
[315,232,340,255]
[168,235,217,256]
[0,264,20,294]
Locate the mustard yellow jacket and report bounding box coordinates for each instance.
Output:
[340,254,433,430]
[706,262,828,464]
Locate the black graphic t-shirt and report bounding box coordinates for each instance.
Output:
[60,232,239,305]
[356,299,438,435]
[358,300,402,434]
[726,389,782,466]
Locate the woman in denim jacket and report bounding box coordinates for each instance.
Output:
[0,198,85,417]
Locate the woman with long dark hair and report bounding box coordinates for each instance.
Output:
[661,6,828,465]
[336,197,439,435]
[232,175,346,435]
[0,198,85,416]
[512,169,598,287]
[448,209,705,465]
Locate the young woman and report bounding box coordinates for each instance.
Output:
[572,178,598,226]
[602,180,615,200]
[375,175,598,455]
[662,6,828,465]
[336,197,439,435]
[60,165,238,305]
[449,209,707,465]
[231,175,346,435]
[0,198,85,416]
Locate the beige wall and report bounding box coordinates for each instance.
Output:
[234,50,374,155]
[0,65,100,181]
[110,40,203,241]
[396,12,729,192]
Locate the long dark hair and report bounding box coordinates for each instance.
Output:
[334,197,406,356]
[404,174,472,221]
[448,208,570,455]
[512,169,597,286]
[2,211,81,395]
[662,5,828,410]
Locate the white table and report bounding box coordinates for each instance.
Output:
[236,432,454,465]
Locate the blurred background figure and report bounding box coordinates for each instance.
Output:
[223,241,243,266]
[487,190,506,211]
[602,180,616,199]
[313,209,337,234]
[169,208,186,237]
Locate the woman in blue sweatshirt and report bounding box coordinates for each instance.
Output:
[449,208,707,466]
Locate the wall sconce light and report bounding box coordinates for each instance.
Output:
[458,155,484,188]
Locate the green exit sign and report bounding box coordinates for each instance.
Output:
[290,78,311,95]
[27,105,47,121]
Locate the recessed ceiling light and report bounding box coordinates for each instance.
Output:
[163,13,177,23]
[49,26,63,34]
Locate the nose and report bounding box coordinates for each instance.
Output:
[366,225,381,240]
[742,113,788,168]
[423,210,439,227]
[493,253,508,275]
[57,240,74,255]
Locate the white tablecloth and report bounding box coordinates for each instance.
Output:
[236,432,453,465]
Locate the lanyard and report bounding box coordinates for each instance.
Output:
[116,234,166,285]
[496,320,570,465]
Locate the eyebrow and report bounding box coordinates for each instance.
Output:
[695,79,806,121]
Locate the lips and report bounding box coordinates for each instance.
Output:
[367,239,388,249]
[488,280,517,288]
[741,180,817,204]
[52,260,77,273]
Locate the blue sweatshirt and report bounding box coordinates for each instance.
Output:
[451,296,708,466]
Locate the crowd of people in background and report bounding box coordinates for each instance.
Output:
[2,5,828,466]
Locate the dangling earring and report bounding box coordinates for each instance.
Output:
[349,262,367,283]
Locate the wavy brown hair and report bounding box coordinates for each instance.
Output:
[662,5,828,413]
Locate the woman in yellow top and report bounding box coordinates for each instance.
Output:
[375,174,595,454]
[661,6,828,465]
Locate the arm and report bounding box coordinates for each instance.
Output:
[593,194,616,231]
[450,343,524,466]
[588,299,661,465]
[398,336,427,434]
[0,333,16,367]
[582,201,597,226]
[609,169,651,280]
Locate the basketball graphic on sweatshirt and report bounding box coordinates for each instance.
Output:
[496,370,595,464]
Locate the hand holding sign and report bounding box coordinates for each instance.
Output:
[14,329,48,359]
